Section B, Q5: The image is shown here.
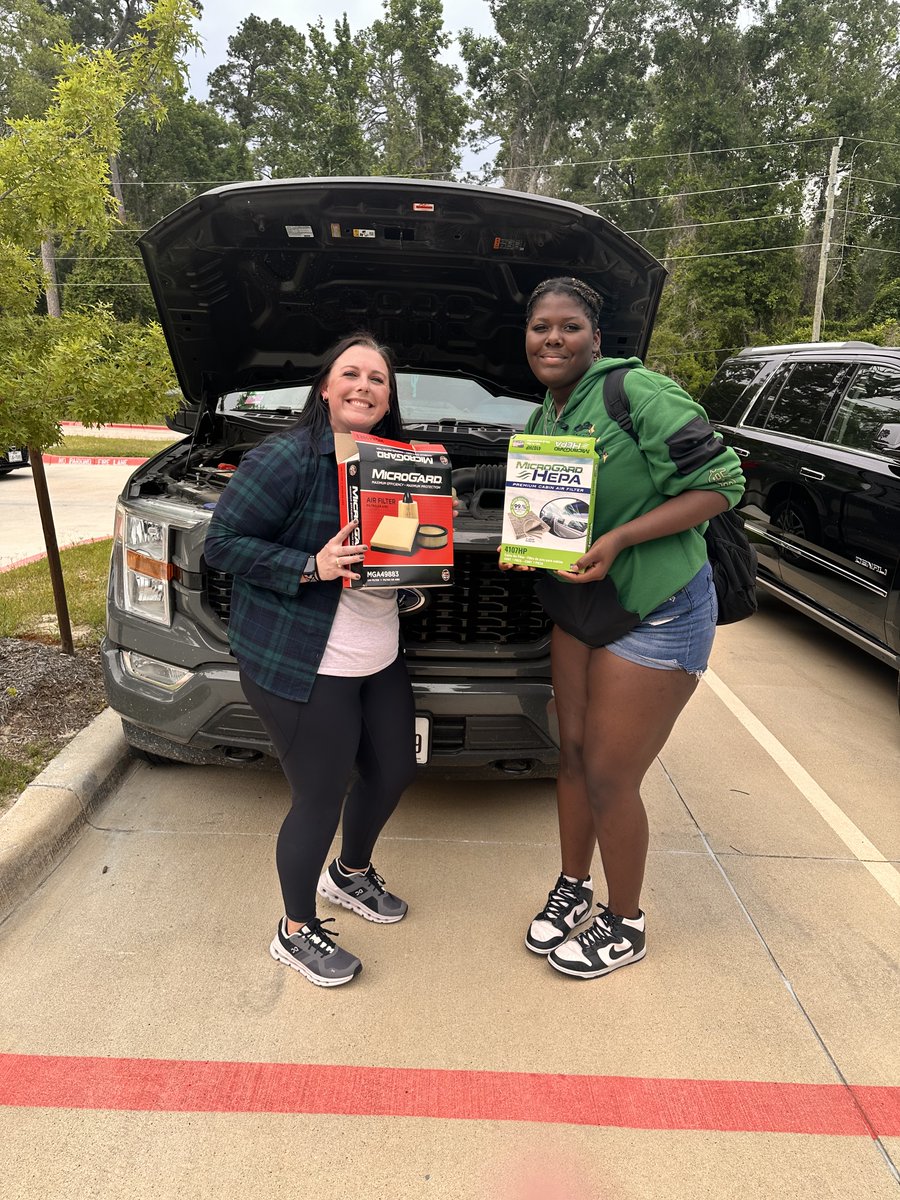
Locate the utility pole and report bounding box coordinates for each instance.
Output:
[811,137,843,342]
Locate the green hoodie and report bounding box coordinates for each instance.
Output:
[524,357,746,618]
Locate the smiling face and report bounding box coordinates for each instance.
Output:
[525,292,601,407]
[322,346,392,434]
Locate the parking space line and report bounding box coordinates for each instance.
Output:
[1,1053,897,1137]
[703,670,900,906]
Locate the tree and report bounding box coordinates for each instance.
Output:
[366,0,468,177]
[0,0,199,649]
[0,0,68,121]
[460,0,655,195]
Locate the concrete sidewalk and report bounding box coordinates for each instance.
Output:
[0,601,898,1198]
[0,584,898,1198]
[0,708,130,924]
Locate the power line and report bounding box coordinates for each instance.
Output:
[585,178,812,207]
[495,136,841,173]
[852,176,900,188]
[661,242,821,262]
[624,209,818,234]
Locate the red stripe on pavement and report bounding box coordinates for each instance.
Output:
[0,1054,895,1137]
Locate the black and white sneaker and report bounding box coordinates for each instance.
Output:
[548,905,646,979]
[525,873,593,954]
[317,860,408,923]
[269,917,362,987]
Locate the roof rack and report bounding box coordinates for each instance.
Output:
[736,340,878,355]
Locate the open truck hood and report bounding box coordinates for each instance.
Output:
[138,177,665,412]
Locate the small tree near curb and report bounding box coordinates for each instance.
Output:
[0,1,198,652]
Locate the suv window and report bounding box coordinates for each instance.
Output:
[701,359,765,423]
[828,364,900,454]
[748,361,847,439]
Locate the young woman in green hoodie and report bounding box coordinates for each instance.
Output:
[508,277,746,979]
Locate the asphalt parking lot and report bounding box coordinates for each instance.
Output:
[0,589,898,1199]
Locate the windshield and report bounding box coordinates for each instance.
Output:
[220,373,537,428]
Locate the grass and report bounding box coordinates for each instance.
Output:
[46,434,180,459]
[0,538,113,641]
[1,541,113,808]
[0,740,57,815]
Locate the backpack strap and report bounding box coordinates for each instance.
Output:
[602,366,639,445]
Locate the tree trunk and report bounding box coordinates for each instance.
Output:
[27,448,75,656]
[37,233,74,654]
[41,238,61,318]
[109,154,127,223]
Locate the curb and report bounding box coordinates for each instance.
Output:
[42,454,149,466]
[0,535,112,575]
[0,708,133,927]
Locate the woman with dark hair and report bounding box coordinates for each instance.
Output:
[205,333,417,987]
[505,278,746,980]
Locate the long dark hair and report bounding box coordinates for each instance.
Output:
[525,277,603,330]
[294,333,404,440]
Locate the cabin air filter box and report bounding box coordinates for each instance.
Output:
[499,433,599,571]
[335,432,454,589]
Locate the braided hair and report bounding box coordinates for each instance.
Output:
[525,277,603,330]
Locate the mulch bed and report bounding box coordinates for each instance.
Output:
[0,636,107,809]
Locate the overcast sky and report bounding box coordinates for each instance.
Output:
[185,1,496,97]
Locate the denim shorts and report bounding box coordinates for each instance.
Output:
[605,562,717,677]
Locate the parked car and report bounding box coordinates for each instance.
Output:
[701,341,900,703]
[101,176,666,774]
[0,446,29,474]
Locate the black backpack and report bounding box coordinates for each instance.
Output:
[602,367,758,625]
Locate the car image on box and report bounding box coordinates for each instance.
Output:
[100,177,666,774]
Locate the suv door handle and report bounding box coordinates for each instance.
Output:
[733,446,750,457]
[800,468,825,480]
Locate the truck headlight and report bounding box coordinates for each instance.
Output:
[116,505,173,626]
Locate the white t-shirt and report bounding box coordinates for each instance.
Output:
[317,588,399,677]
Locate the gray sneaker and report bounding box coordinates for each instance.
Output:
[269,917,362,987]
[317,860,408,923]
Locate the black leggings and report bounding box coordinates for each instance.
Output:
[240,656,417,923]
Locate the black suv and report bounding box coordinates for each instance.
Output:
[702,342,900,697]
[0,446,29,474]
[101,177,665,774]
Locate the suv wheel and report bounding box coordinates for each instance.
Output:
[772,498,818,569]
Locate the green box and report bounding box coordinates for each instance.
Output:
[499,433,599,571]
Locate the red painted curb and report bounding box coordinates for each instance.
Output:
[0,1053,896,1137]
[60,421,170,431]
[41,454,148,466]
[0,536,112,574]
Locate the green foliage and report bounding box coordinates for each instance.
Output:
[0,0,68,121]
[62,231,156,321]
[460,0,655,195]
[867,280,900,325]
[0,1,197,448]
[367,0,468,176]
[117,93,252,227]
[0,307,178,448]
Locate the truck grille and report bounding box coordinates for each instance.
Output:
[206,554,550,646]
[402,554,549,645]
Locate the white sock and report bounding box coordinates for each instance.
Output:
[563,873,591,887]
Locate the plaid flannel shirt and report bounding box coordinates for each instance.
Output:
[204,425,347,701]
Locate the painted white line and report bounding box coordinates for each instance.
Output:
[703,668,900,907]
